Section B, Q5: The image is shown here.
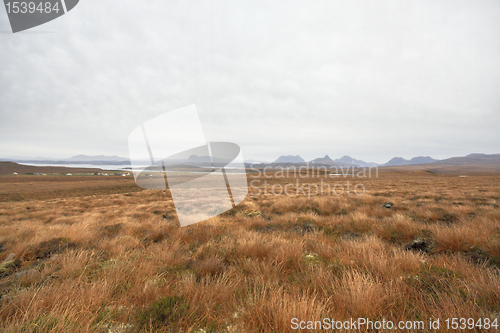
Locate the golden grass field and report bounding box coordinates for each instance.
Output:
[0,166,499,332]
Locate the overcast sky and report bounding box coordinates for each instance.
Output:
[1,0,499,163]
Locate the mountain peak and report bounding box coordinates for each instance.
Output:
[384,156,439,166]
[272,155,305,163]
[310,155,335,164]
[333,155,379,167]
[384,157,409,166]
[335,155,353,163]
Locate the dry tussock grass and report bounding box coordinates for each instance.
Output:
[0,171,499,332]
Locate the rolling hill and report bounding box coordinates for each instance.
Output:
[272,155,305,163]
[384,156,439,166]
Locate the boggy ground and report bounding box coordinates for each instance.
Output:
[0,170,499,332]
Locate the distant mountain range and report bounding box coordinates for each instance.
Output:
[270,154,381,167]
[383,156,439,166]
[310,155,335,164]
[380,153,500,173]
[2,153,499,169]
[268,154,498,168]
[438,153,500,165]
[269,154,377,167]
[335,155,379,167]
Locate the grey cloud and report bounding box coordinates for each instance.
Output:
[0,0,499,162]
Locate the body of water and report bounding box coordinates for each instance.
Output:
[18,163,141,171]
[18,163,247,174]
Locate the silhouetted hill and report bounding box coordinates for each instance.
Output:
[335,155,379,167]
[384,156,439,166]
[187,155,212,162]
[384,157,410,166]
[409,156,439,164]
[438,153,500,165]
[380,153,500,174]
[310,155,335,164]
[272,155,305,163]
